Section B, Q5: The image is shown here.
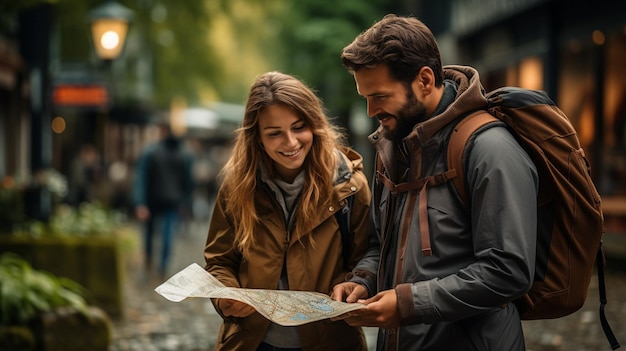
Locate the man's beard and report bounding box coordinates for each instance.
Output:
[382,92,427,142]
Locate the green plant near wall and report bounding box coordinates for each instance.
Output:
[0,253,89,326]
[10,202,126,239]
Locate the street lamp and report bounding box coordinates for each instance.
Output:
[88,0,133,60]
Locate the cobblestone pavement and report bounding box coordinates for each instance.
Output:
[109,220,626,351]
[108,221,220,351]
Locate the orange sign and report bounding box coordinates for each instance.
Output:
[53,84,109,106]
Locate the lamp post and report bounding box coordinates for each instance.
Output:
[86,1,134,187]
[88,0,133,61]
[20,2,54,221]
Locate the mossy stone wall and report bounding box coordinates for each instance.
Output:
[0,236,124,318]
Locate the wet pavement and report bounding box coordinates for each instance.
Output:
[108,220,626,351]
[108,220,220,351]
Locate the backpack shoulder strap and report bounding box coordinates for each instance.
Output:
[448,111,499,206]
[336,194,354,271]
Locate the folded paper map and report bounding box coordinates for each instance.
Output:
[154,263,365,326]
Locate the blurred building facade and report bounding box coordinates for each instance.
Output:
[0,2,238,221]
[1,0,625,222]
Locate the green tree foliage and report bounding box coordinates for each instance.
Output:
[203,0,288,104]
[275,0,390,127]
[177,0,389,108]
[49,0,222,109]
[144,0,222,108]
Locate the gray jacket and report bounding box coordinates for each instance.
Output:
[351,65,539,351]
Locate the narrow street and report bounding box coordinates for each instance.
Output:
[109,220,626,351]
[109,220,220,351]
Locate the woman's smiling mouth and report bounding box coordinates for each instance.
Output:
[281,148,300,157]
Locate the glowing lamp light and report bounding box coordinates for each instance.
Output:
[101,30,120,49]
[89,1,133,60]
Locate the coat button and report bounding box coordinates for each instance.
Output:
[350,186,357,192]
[328,206,335,212]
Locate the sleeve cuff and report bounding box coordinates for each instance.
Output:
[396,283,419,325]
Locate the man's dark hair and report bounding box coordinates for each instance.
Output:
[341,14,444,87]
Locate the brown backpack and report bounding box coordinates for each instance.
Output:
[376,87,620,349]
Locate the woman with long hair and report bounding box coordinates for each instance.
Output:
[204,71,371,351]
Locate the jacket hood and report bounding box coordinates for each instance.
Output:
[335,147,365,185]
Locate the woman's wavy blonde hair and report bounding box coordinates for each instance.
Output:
[219,71,346,254]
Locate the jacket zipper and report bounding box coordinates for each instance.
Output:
[284,229,290,253]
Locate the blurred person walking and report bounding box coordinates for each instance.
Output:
[133,121,195,279]
[67,144,104,206]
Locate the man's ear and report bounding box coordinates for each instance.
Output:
[409,66,435,101]
[416,66,435,94]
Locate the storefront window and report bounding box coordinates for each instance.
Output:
[557,25,626,198]
[604,28,626,197]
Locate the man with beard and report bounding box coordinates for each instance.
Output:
[331,14,538,351]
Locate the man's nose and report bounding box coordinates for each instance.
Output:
[367,100,379,118]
